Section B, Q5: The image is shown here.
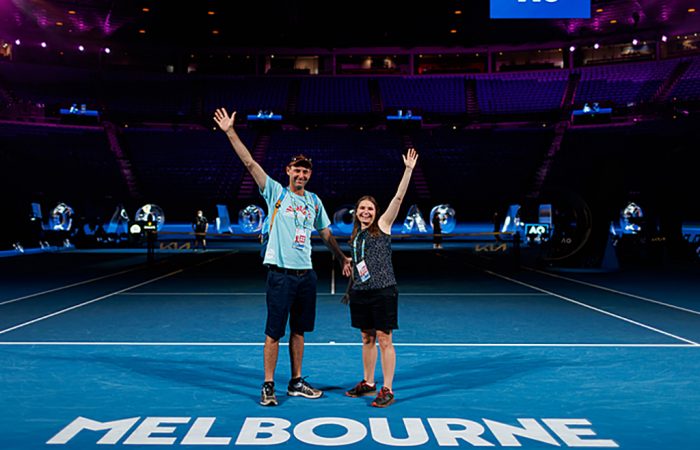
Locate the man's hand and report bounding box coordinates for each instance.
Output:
[319,228,351,273]
[341,256,352,277]
[213,108,236,132]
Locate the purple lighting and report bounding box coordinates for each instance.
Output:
[103,47,111,54]
[632,38,639,46]
[40,42,47,48]
[78,45,85,52]
[661,35,668,42]
[569,45,576,52]
[14,39,20,45]
[594,43,600,49]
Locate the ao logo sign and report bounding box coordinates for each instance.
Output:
[529,225,546,234]
[490,0,591,19]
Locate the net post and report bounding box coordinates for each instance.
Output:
[330,254,336,294]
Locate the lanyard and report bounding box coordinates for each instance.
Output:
[352,231,367,262]
[287,189,311,229]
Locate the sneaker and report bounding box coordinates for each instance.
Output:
[287,377,323,399]
[345,380,377,398]
[260,382,278,406]
[371,387,395,408]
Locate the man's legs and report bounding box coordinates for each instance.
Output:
[260,334,280,406]
[289,332,304,379]
[261,270,291,406]
[289,270,316,380]
[264,335,280,382]
[286,272,321,399]
[287,330,321,399]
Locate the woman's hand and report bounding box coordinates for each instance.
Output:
[403,147,418,169]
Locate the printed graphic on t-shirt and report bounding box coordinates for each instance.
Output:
[284,205,312,221]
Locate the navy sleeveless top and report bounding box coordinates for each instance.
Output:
[351,229,396,290]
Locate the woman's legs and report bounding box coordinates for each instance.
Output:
[361,329,377,384]
[376,329,395,390]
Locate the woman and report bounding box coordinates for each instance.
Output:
[344,147,418,408]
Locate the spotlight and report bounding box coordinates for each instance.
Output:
[78,45,85,52]
[632,38,639,46]
[569,45,576,52]
[14,39,21,45]
[40,42,47,48]
[103,47,111,54]
[661,35,668,42]
[593,43,600,49]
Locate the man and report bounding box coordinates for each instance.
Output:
[192,210,209,251]
[213,107,351,407]
[432,211,443,249]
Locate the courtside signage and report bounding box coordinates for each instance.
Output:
[490,0,591,19]
[47,416,619,447]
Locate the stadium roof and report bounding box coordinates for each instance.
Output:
[1,0,698,50]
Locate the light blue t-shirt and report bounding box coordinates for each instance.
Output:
[261,176,331,269]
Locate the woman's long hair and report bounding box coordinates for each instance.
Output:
[349,195,381,245]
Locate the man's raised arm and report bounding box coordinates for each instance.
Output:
[214,107,268,190]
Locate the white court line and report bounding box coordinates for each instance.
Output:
[0,264,154,306]
[119,292,548,296]
[0,270,184,336]
[0,252,236,337]
[483,269,700,346]
[523,266,700,316]
[0,341,696,348]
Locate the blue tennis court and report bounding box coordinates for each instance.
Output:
[1,246,698,449]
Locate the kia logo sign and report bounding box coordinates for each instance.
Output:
[490,0,591,19]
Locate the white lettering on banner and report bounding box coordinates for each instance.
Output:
[543,419,619,447]
[235,417,291,445]
[46,417,140,445]
[182,418,231,445]
[484,419,560,446]
[427,418,495,446]
[294,418,367,446]
[47,416,620,447]
[123,417,190,445]
[369,418,430,446]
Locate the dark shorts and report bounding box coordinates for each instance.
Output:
[349,285,398,332]
[265,267,317,340]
